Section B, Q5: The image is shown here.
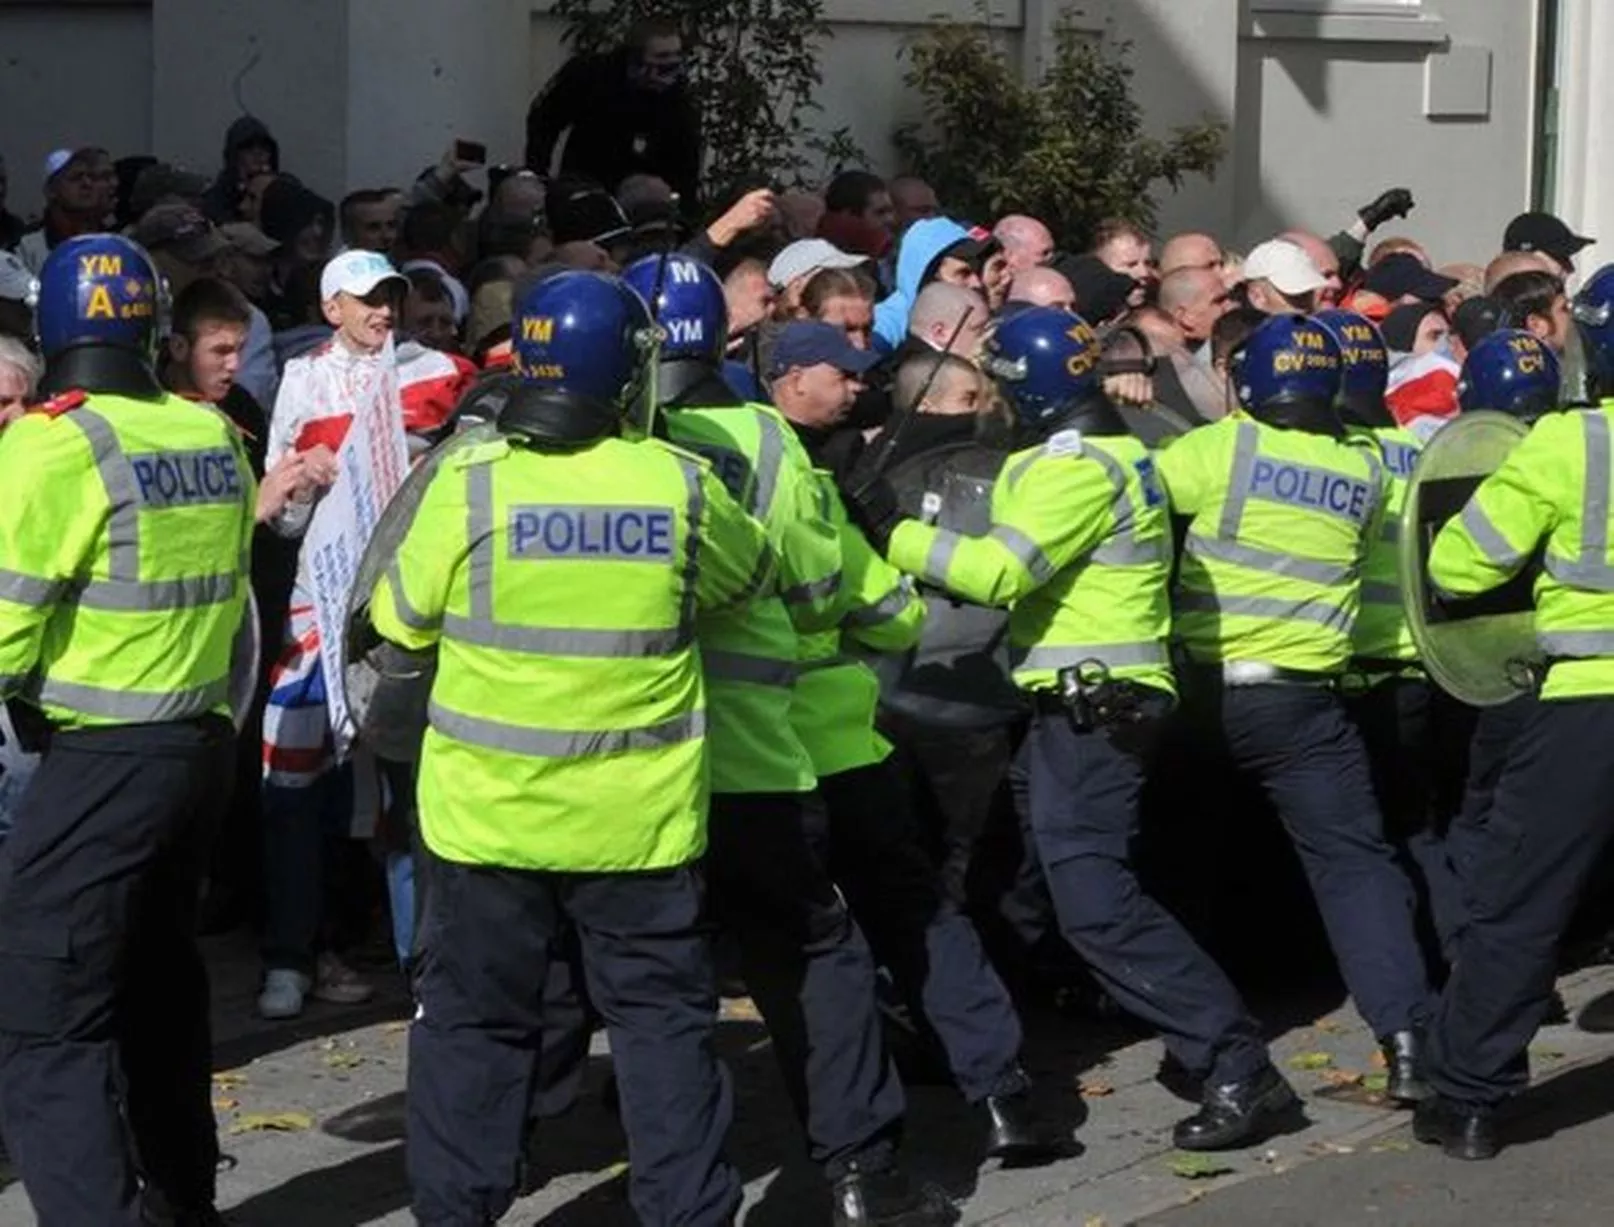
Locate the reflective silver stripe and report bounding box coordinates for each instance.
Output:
[1003,449,1040,490]
[844,587,910,628]
[466,461,495,622]
[1459,500,1526,567]
[1360,580,1401,605]
[1175,589,1353,631]
[1012,641,1168,671]
[72,571,238,612]
[384,559,439,631]
[1583,411,1611,566]
[1539,629,1614,656]
[429,700,705,758]
[1086,445,1138,536]
[68,409,141,582]
[1185,534,1354,585]
[1545,554,1614,592]
[989,525,1056,584]
[921,529,962,585]
[442,614,687,657]
[704,650,799,685]
[31,676,226,721]
[1090,538,1162,566]
[781,570,842,607]
[1218,421,1260,540]
[0,569,62,606]
[753,414,785,519]
[1549,413,1614,589]
[674,456,705,636]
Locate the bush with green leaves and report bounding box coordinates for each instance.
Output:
[549,0,861,207]
[894,14,1226,246]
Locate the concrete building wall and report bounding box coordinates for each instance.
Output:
[1,4,153,212]
[0,0,1565,277]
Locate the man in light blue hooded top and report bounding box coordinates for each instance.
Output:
[873,216,995,349]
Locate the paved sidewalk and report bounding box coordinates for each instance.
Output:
[4,936,1614,1225]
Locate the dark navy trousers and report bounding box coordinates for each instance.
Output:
[1429,697,1614,1105]
[1022,701,1269,1084]
[407,854,740,1227]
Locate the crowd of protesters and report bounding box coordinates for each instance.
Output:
[4,15,1614,1223]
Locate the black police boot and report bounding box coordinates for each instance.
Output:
[830,1161,959,1227]
[1380,1029,1431,1104]
[1413,1094,1499,1160]
[983,1086,1070,1162]
[1172,1064,1302,1151]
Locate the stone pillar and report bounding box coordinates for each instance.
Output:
[1552,0,1614,279]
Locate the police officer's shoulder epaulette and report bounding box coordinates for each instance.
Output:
[1042,428,1084,459]
[25,389,88,419]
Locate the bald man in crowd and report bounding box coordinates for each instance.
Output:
[1484,249,1558,293]
[994,214,1055,273]
[1159,231,1224,278]
[908,281,991,359]
[1007,266,1075,311]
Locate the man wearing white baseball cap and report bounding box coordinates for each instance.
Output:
[767,237,867,315]
[1240,237,1329,315]
[256,246,409,1021]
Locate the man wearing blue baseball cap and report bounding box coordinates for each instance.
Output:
[769,319,881,432]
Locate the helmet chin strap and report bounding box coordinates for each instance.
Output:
[39,343,164,401]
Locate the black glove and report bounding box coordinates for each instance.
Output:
[840,476,905,552]
[1358,187,1415,232]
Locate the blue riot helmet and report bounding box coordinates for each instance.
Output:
[1313,308,1392,429]
[34,234,166,398]
[502,270,657,445]
[1230,314,1345,437]
[621,252,730,409]
[1571,263,1614,404]
[1457,328,1562,422]
[982,306,1125,436]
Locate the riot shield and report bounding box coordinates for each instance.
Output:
[875,441,1029,729]
[342,422,500,761]
[1399,410,1540,706]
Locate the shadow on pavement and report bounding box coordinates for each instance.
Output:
[230,1144,409,1226]
[1509,1050,1614,1146]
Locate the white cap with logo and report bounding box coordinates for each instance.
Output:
[320,250,408,302]
[766,239,866,290]
[1242,239,1328,297]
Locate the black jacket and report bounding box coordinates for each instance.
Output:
[202,116,281,224]
[525,50,700,208]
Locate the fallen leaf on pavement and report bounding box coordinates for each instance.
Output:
[212,1072,248,1089]
[324,1050,365,1070]
[1362,1073,1389,1093]
[1320,1069,1363,1088]
[1370,1140,1412,1153]
[1370,1050,1387,1070]
[229,1112,315,1135]
[1169,1152,1234,1180]
[1530,1046,1565,1061]
[212,1097,239,1112]
[1313,1018,1346,1034]
[1288,1052,1334,1071]
[1084,1217,1108,1227]
[1078,1080,1115,1098]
